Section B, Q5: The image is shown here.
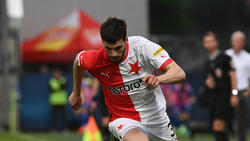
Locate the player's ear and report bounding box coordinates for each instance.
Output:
[125,36,128,43]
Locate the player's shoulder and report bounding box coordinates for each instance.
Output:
[78,48,106,69]
[128,36,151,47]
[80,48,103,58]
[128,36,160,52]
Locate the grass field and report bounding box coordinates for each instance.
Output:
[0,131,81,141]
[0,130,249,141]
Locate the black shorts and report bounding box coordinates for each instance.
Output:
[209,94,232,122]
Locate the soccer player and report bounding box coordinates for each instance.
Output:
[69,17,186,141]
[203,31,238,141]
[225,31,250,141]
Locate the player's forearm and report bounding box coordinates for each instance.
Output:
[157,62,186,84]
[72,57,84,96]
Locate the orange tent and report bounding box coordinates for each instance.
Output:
[21,9,102,63]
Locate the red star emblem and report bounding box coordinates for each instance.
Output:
[128,61,142,75]
[117,124,123,131]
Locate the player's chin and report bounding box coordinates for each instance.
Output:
[110,58,122,63]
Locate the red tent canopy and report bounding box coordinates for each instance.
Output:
[21,9,102,63]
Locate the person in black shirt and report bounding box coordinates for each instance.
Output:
[203,31,238,141]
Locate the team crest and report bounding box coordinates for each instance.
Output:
[128,61,142,75]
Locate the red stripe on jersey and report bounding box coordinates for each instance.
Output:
[81,44,140,122]
[160,58,173,71]
[101,47,141,122]
[121,43,129,62]
[102,83,141,122]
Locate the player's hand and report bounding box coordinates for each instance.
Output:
[69,92,82,111]
[142,74,160,89]
[205,77,215,89]
[230,95,239,107]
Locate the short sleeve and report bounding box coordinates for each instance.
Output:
[225,55,235,71]
[77,50,86,68]
[142,39,173,71]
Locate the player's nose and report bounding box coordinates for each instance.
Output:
[110,50,118,57]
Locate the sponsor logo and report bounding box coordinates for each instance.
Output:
[109,79,143,95]
[100,72,109,78]
[153,47,164,57]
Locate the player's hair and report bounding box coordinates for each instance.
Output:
[100,17,127,43]
[204,31,217,40]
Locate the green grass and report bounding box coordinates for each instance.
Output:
[0,130,250,141]
[176,132,250,141]
[0,131,81,141]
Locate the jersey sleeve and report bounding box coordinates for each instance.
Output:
[77,50,87,68]
[142,38,173,71]
[225,55,235,72]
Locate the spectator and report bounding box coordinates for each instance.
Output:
[74,77,95,134]
[225,31,250,141]
[161,82,195,136]
[202,31,238,141]
[74,74,99,134]
[49,69,68,131]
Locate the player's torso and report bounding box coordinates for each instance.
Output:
[89,37,168,124]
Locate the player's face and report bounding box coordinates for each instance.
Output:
[231,34,245,52]
[203,35,218,52]
[103,38,127,63]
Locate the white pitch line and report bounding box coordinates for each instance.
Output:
[10,132,48,141]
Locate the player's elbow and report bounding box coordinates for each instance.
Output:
[178,68,186,82]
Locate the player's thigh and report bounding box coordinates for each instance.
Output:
[108,118,148,141]
[123,128,149,141]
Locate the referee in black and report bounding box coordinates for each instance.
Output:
[203,31,239,141]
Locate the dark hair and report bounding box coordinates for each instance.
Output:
[204,31,217,39]
[100,17,127,43]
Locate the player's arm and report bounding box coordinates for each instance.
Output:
[142,61,186,89]
[141,37,185,88]
[157,61,186,84]
[69,56,85,111]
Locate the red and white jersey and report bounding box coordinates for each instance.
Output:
[78,36,173,126]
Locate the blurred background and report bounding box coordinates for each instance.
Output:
[0,0,250,141]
